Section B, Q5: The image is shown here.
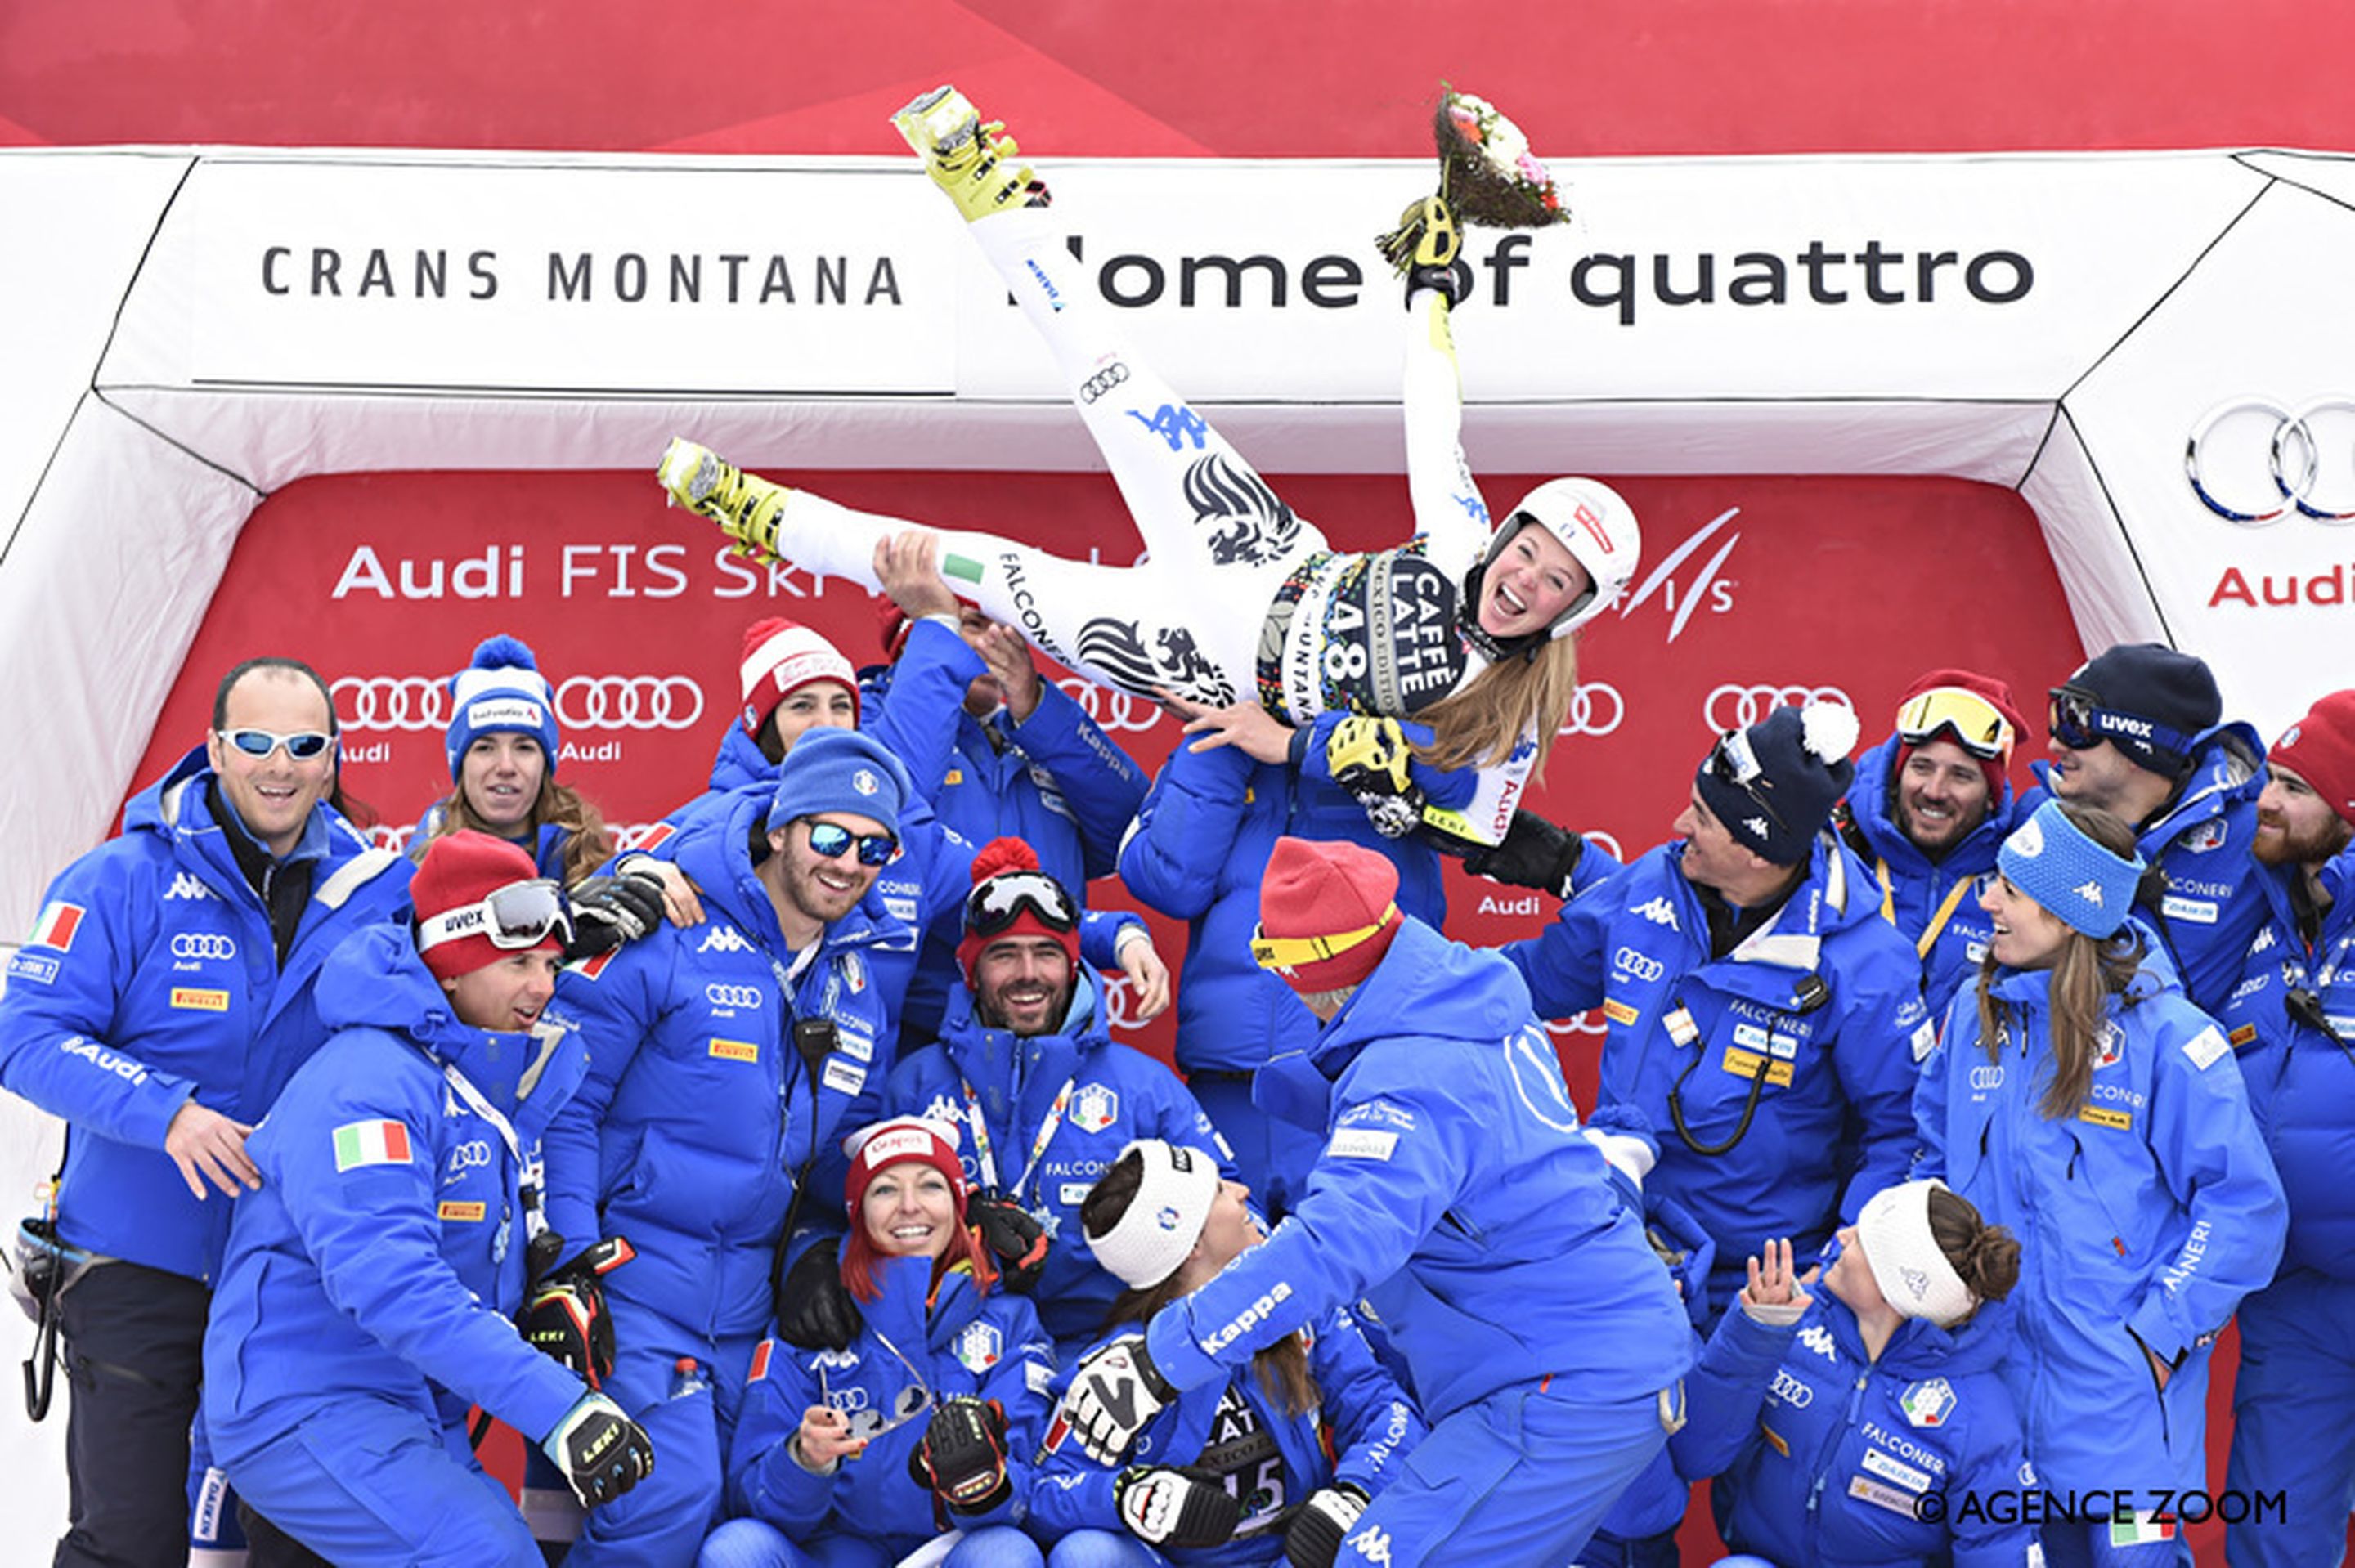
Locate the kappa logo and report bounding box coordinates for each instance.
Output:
[1127,403,1211,452]
[1797,1325,1839,1363]
[1346,1522,1393,1566]
[1900,1266,1931,1303]
[1744,816,1772,841]
[2072,880,2106,908]
[1632,895,1680,929]
[697,926,753,955]
[164,873,216,902]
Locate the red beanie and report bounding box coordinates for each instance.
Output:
[1253,837,1402,993]
[738,617,857,738]
[843,1115,968,1220]
[2271,690,2355,827]
[1892,667,2027,798]
[873,594,915,662]
[958,837,1081,983]
[411,831,561,981]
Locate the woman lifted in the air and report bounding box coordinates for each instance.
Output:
[662,85,1638,885]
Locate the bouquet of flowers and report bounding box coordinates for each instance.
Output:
[1378,86,1568,274]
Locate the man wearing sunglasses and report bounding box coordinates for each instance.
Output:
[2033,641,2268,1015]
[2211,690,2355,1568]
[1498,701,1930,1324]
[541,727,918,1568]
[0,656,414,1568]
[1831,669,2029,1019]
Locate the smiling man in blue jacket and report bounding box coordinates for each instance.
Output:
[1052,837,1693,1566]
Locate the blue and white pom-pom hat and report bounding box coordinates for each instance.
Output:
[1694,700,1860,867]
[1083,1139,1221,1291]
[444,634,561,780]
[766,726,912,837]
[1997,798,2146,939]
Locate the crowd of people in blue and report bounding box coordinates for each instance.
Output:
[5,83,2353,1568]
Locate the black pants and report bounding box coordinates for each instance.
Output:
[52,1259,324,1568]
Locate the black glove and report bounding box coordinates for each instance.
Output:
[519,1237,635,1387]
[565,871,668,961]
[1325,716,1425,839]
[773,1239,864,1351]
[539,1391,655,1509]
[1115,1464,1242,1549]
[908,1395,1012,1516]
[966,1192,1048,1293]
[1284,1481,1371,1568]
[1463,808,1587,898]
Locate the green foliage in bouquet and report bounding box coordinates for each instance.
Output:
[1378,85,1570,275]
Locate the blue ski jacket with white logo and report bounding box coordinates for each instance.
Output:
[1913,963,2284,1499]
[1501,831,1929,1314]
[203,922,589,1462]
[0,746,411,1281]
[1144,918,1693,1423]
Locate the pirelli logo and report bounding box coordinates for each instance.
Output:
[708,1038,759,1063]
[437,1201,487,1222]
[1602,998,1639,1026]
[170,988,231,1012]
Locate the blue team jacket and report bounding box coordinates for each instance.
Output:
[2214,844,2355,1281]
[541,783,895,1340]
[1146,918,1693,1422]
[1841,735,2021,1022]
[887,971,1237,1348]
[1913,964,2285,1498]
[1502,831,1931,1310]
[727,1252,1053,1552]
[1676,1288,2036,1567]
[203,922,590,1462]
[0,747,412,1281]
[1034,1303,1425,1561]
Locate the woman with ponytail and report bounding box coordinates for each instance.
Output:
[1675,1182,2033,1566]
[1030,1141,1423,1568]
[1913,798,2285,1566]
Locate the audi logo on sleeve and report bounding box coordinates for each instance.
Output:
[168,933,237,961]
[2186,398,2355,524]
[1702,683,1853,733]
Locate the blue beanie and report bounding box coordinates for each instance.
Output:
[445,634,561,781]
[1695,701,1861,866]
[1998,799,2146,939]
[768,728,911,838]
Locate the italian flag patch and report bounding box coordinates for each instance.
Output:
[333,1120,413,1172]
[28,901,84,952]
[2109,1512,2177,1547]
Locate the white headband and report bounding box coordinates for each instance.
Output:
[1084,1140,1219,1290]
[1855,1179,1978,1329]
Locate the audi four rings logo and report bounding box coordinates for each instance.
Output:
[1612,946,1666,983]
[335,675,706,732]
[169,933,236,961]
[1703,683,1854,732]
[1079,361,1131,405]
[1056,679,1164,735]
[705,983,765,1010]
[2186,398,2355,525]
[1554,682,1625,738]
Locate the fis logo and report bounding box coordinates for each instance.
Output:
[1632,896,1680,929]
[164,873,216,902]
[697,926,753,955]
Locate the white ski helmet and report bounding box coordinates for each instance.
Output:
[1467,477,1643,650]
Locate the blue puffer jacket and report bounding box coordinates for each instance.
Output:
[2214,845,2355,1281]
[1913,965,2285,1499]
[1841,735,2021,1022]
[1034,1303,1424,1561]
[1146,918,1693,1422]
[727,1252,1053,1552]
[888,971,1238,1349]
[408,804,575,882]
[203,923,589,1461]
[1502,831,1931,1314]
[862,620,1149,890]
[1676,1287,2035,1567]
[0,748,412,1282]
[541,783,895,1341]
[2025,720,2267,1016]
[1115,729,1449,1077]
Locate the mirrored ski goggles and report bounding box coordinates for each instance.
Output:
[216,727,335,762]
[1894,688,2016,761]
[965,870,1077,938]
[802,820,899,867]
[2047,686,2196,758]
[417,877,572,954]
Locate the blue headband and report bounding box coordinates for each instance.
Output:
[1997,800,2146,939]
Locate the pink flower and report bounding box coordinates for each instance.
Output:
[1448,104,1485,144]
[1517,150,1550,186]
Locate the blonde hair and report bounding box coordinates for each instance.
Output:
[1411,637,1581,776]
[417,776,617,888]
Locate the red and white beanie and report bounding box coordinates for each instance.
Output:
[842,1116,967,1219]
[411,831,560,981]
[738,617,857,738]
